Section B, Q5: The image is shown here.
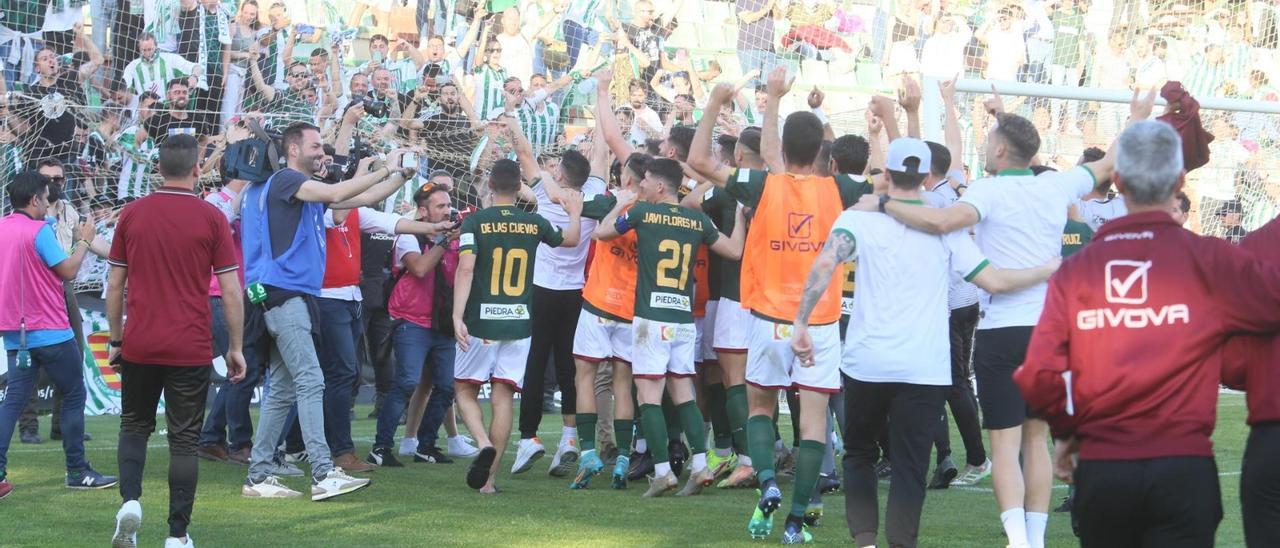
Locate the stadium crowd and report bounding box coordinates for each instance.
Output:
[0,1,1279,548]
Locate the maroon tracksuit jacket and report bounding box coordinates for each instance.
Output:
[1014,211,1280,460]
[1221,216,1280,425]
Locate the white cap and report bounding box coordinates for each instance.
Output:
[886,138,932,175]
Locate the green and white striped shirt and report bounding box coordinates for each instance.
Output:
[116,125,158,200]
[122,53,201,96]
[564,0,604,27]
[473,65,509,123]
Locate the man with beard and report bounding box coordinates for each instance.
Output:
[25,25,103,165]
[248,55,316,130]
[628,82,663,146]
[404,80,481,179]
[143,78,208,144]
[122,33,202,98]
[238,122,412,501]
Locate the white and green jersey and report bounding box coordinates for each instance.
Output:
[116,125,158,200]
[510,92,562,155]
[472,65,509,122]
[357,58,422,94]
[81,130,123,171]
[145,0,226,86]
[564,0,604,27]
[122,53,201,96]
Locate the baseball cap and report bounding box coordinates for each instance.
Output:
[886,138,932,175]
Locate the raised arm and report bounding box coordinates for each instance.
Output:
[688,83,736,187]
[868,95,900,142]
[588,119,611,181]
[865,109,886,176]
[899,76,922,139]
[593,189,638,240]
[455,6,490,61]
[939,75,964,173]
[396,38,428,71]
[328,151,419,209]
[807,87,835,141]
[593,70,633,160]
[248,50,277,102]
[761,66,791,173]
[557,190,584,247]
[74,23,105,83]
[1081,88,1158,185]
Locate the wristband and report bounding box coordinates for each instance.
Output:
[109,340,123,348]
[878,193,890,214]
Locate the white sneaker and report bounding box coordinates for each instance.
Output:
[283,451,308,464]
[311,468,371,501]
[163,535,193,548]
[548,439,580,477]
[510,437,546,474]
[447,435,480,458]
[952,458,993,486]
[398,437,417,457]
[112,500,142,548]
[242,476,303,498]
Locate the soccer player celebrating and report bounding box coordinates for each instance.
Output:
[452,159,584,494]
[689,72,874,543]
[593,158,746,497]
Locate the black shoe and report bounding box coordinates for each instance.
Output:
[1055,486,1076,513]
[366,446,404,468]
[927,457,958,490]
[626,450,653,481]
[817,473,841,494]
[467,447,496,490]
[414,445,454,464]
[19,431,41,444]
[874,459,892,479]
[668,440,688,478]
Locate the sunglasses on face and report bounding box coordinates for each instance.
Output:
[290,71,309,78]
[48,175,66,182]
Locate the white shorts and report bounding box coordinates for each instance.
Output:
[745,316,841,393]
[631,317,697,380]
[714,298,752,353]
[572,308,633,365]
[698,301,718,363]
[454,336,531,392]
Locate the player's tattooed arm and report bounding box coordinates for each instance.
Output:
[794,230,856,329]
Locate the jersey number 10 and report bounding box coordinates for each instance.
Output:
[656,240,693,291]
[490,247,530,297]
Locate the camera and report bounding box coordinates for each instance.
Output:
[402,151,418,170]
[362,97,388,118]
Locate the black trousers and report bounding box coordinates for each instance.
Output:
[360,304,396,401]
[118,363,211,538]
[935,303,986,466]
[843,375,945,548]
[1074,456,1222,548]
[519,286,581,439]
[1243,422,1280,547]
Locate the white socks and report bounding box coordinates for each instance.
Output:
[691,452,707,472]
[562,426,577,443]
[1000,508,1029,547]
[739,455,753,466]
[636,438,648,453]
[1026,512,1048,548]
[655,461,672,477]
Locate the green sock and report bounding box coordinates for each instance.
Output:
[706,383,732,450]
[676,401,707,454]
[639,404,670,462]
[614,419,634,453]
[662,393,683,442]
[726,384,750,455]
[748,415,777,483]
[577,413,598,452]
[790,440,826,518]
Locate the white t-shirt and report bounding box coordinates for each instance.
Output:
[985,26,1026,81]
[496,33,535,86]
[959,166,1094,328]
[532,175,606,290]
[1076,194,1128,232]
[925,170,981,310]
[920,30,972,79]
[835,208,989,385]
[319,207,403,301]
[631,107,664,145]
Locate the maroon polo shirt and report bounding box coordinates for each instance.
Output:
[108,186,238,365]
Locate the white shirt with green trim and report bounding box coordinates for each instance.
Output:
[834,207,989,386]
[122,53,201,96]
[958,166,1095,329]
